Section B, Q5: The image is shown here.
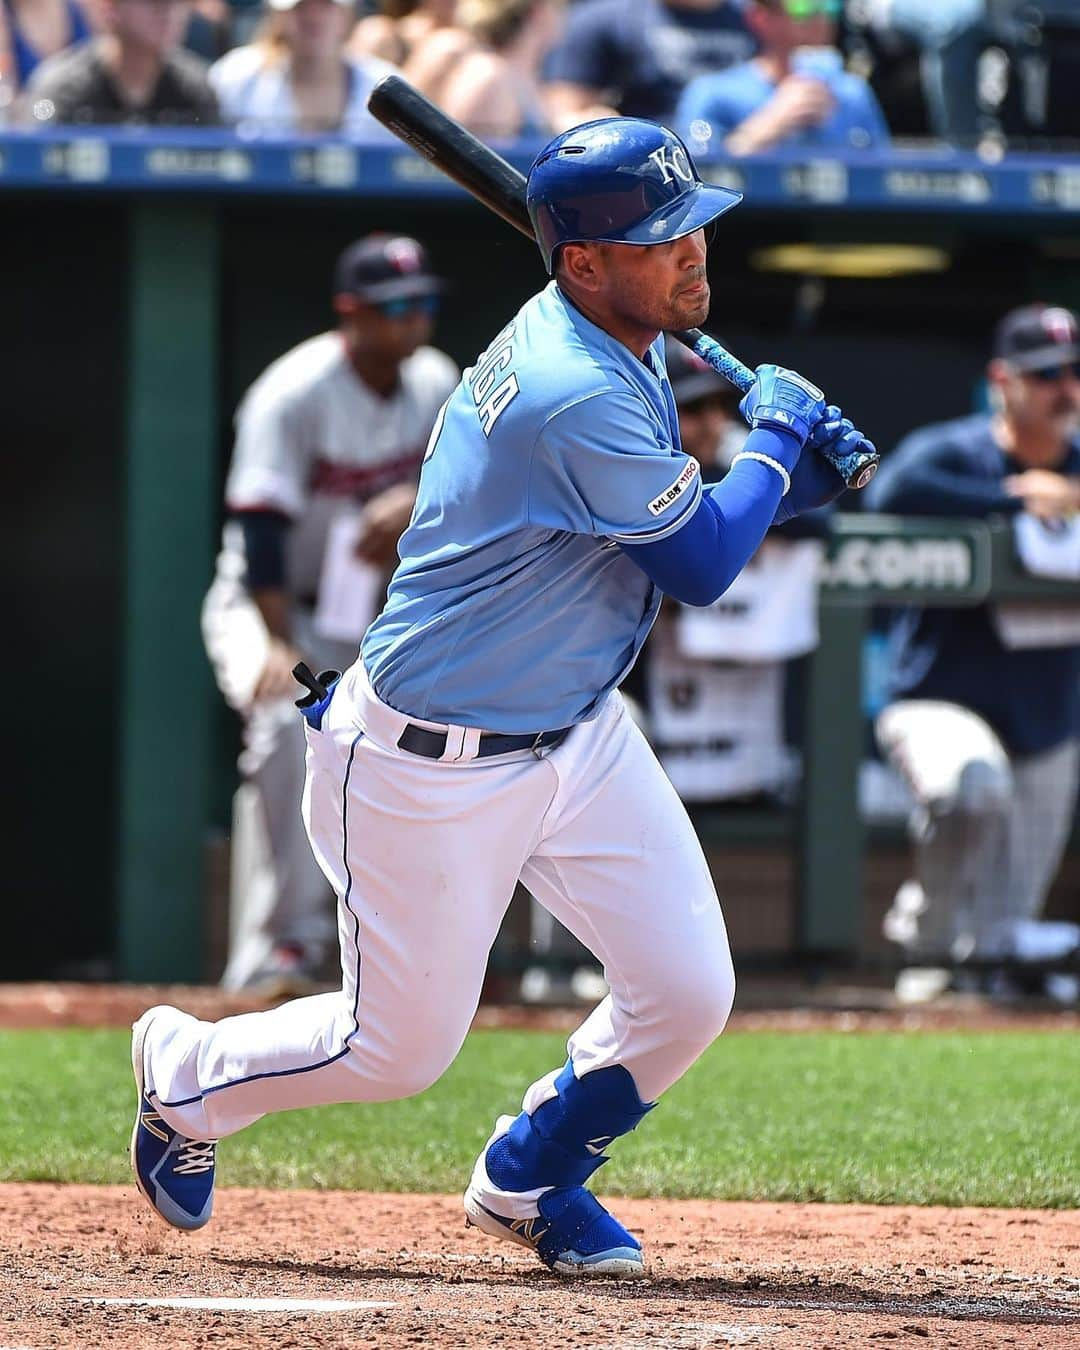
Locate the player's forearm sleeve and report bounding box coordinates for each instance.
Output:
[237,510,289,589]
[618,428,794,606]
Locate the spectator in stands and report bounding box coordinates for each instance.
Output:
[407,0,563,139]
[543,0,755,129]
[850,0,985,145]
[183,0,230,62]
[676,0,889,157]
[866,303,1080,1004]
[1,0,94,93]
[209,0,394,135]
[981,1,1080,148]
[21,0,218,124]
[395,4,475,105]
[0,6,14,115]
[348,0,454,68]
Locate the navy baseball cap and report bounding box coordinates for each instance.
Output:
[333,235,446,304]
[993,303,1080,372]
[663,336,737,407]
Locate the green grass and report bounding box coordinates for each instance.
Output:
[1,1028,1077,1207]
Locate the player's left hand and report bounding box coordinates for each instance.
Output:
[773,407,872,523]
[354,482,418,566]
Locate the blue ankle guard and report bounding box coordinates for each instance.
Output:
[486,1062,654,1192]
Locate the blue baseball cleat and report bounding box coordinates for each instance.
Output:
[129,1007,217,1232]
[464,1117,645,1278]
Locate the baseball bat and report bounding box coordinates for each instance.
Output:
[367,75,878,489]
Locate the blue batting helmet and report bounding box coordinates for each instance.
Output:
[526,119,743,274]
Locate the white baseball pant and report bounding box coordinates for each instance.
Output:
[143,660,735,1140]
[877,699,1079,961]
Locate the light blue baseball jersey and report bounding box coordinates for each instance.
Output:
[361,282,703,732]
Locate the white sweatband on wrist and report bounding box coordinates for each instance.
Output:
[731,450,791,496]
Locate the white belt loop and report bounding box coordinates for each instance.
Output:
[439,725,467,762]
[355,663,540,765]
[459,727,483,762]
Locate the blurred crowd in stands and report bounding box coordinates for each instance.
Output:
[1,0,1080,150]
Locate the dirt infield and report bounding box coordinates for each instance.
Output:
[2,1184,1077,1349]
[3,985,1078,1347]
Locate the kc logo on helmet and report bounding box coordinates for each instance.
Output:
[649,144,695,187]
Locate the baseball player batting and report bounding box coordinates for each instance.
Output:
[130,118,874,1275]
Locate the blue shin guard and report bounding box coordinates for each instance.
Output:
[485,1061,654,1192]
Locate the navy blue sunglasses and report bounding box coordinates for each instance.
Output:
[376,295,440,318]
[1025,362,1080,382]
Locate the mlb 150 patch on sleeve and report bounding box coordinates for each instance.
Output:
[648,459,700,517]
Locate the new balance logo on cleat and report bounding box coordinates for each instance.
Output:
[129,1007,218,1232]
[509,1216,549,1243]
[139,1110,170,1144]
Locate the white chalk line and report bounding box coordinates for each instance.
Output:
[74,1296,396,1314]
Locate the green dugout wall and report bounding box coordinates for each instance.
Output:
[4,183,1079,981]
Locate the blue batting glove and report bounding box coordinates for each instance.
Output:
[809,406,876,474]
[773,407,875,523]
[739,363,828,447]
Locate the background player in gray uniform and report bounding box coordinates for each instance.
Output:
[133,120,871,1274]
[202,234,459,992]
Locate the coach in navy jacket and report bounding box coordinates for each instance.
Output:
[865,304,1080,1001]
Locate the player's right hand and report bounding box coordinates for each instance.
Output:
[772,407,870,523]
[739,364,827,447]
[255,637,306,702]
